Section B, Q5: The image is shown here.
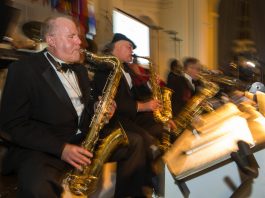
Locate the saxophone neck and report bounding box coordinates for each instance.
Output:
[80,49,121,70]
[132,53,155,77]
[132,54,151,61]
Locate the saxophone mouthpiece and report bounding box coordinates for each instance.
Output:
[132,54,138,58]
[132,54,151,61]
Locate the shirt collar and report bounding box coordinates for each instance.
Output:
[47,52,66,65]
[184,73,193,82]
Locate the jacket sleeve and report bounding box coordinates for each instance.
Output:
[0,60,67,158]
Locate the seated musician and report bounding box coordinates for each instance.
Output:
[127,56,166,102]
[93,33,168,197]
[127,57,152,101]
[167,57,202,116]
[167,58,183,76]
[0,16,146,198]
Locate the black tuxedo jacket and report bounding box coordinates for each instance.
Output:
[92,64,164,144]
[0,51,93,173]
[167,72,197,116]
[92,65,138,129]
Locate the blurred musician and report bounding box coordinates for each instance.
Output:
[167,58,183,77]
[127,57,152,101]
[128,55,166,101]
[93,33,167,197]
[167,57,202,116]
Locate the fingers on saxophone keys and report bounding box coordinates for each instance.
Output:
[154,100,162,110]
[108,100,116,111]
[111,100,117,109]
[102,112,110,124]
[104,119,109,124]
[105,100,116,121]
[157,102,162,110]
[73,159,91,171]
[71,161,83,171]
[74,159,90,168]
[76,149,93,165]
[79,148,93,158]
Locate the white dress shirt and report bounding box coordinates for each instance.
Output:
[184,73,195,90]
[122,68,133,89]
[45,52,84,134]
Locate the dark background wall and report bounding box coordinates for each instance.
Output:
[218,0,265,83]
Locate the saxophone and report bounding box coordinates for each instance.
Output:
[133,55,173,124]
[171,76,219,138]
[62,50,128,197]
[132,55,173,152]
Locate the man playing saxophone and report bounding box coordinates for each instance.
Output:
[93,33,169,197]
[167,57,202,117]
[0,16,143,198]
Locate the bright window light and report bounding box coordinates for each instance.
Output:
[113,9,150,64]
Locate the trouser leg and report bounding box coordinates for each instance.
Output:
[16,151,69,198]
[111,131,147,197]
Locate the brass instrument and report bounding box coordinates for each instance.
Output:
[133,54,173,124]
[200,66,240,87]
[172,76,219,138]
[133,55,173,152]
[62,50,128,197]
[201,73,239,87]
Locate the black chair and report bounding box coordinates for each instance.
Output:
[0,134,18,198]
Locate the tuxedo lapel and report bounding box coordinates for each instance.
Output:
[41,60,77,117]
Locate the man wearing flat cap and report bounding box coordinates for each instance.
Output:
[93,33,166,197]
[111,33,137,49]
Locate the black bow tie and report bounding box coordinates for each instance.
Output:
[46,53,75,73]
[60,63,74,73]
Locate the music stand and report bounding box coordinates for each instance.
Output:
[164,30,183,58]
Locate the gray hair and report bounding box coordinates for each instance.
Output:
[41,16,74,41]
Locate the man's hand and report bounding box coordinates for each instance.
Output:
[61,143,93,170]
[107,99,117,119]
[167,119,177,130]
[137,99,162,112]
